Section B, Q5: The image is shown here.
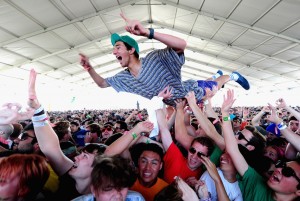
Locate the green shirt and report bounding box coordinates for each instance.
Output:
[238,166,275,201]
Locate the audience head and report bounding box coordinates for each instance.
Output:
[0,124,14,140]
[130,142,164,187]
[17,123,39,154]
[154,181,183,201]
[188,137,214,170]
[288,116,299,132]
[267,159,300,199]
[0,154,50,201]
[53,121,71,141]
[91,155,136,201]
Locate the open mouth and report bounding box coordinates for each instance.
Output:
[73,163,78,168]
[116,56,122,61]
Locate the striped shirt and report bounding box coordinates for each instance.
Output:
[106,48,204,106]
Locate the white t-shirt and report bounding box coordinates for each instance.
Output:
[200,168,243,201]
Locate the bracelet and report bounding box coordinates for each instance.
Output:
[132,133,138,140]
[33,121,48,127]
[32,114,48,122]
[222,116,231,121]
[34,105,44,115]
[148,28,154,39]
[277,122,287,130]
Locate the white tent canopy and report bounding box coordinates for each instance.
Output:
[0,0,299,110]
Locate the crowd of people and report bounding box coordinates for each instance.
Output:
[0,14,300,201]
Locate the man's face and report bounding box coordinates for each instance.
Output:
[114,123,122,133]
[268,161,300,195]
[232,119,241,129]
[264,146,278,162]
[70,124,79,133]
[17,130,36,153]
[138,150,162,187]
[187,142,208,170]
[288,120,299,132]
[112,41,131,67]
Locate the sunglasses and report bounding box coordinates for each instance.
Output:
[20,132,35,141]
[189,147,207,158]
[101,126,113,132]
[237,132,250,143]
[275,160,300,188]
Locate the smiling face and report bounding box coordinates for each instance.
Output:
[219,152,236,173]
[112,41,132,68]
[138,150,163,188]
[268,161,300,195]
[187,142,208,171]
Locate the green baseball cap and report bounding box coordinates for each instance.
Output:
[111,33,139,54]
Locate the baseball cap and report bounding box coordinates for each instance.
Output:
[111,33,139,54]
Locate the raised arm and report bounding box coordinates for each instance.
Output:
[121,13,186,53]
[28,69,73,176]
[174,99,194,150]
[186,92,225,151]
[201,156,230,201]
[156,108,173,151]
[276,98,300,121]
[104,121,154,156]
[251,106,270,126]
[221,90,248,176]
[267,103,300,151]
[79,53,109,88]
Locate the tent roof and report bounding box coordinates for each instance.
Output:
[1,0,300,97]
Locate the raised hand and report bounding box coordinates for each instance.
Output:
[27,69,40,110]
[201,156,220,182]
[185,91,197,105]
[120,13,148,36]
[275,98,287,109]
[79,53,92,71]
[0,103,34,124]
[157,86,173,99]
[174,98,186,110]
[135,121,154,134]
[221,89,235,113]
[176,176,199,201]
[195,180,210,200]
[266,103,281,124]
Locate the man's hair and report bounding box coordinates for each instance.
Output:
[81,143,107,155]
[0,154,50,200]
[53,121,70,140]
[0,124,14,139]
[154,181,183,201]
[104,133,123,146]
[87,123,102,137]
[129,142,164,167]
[245,125,266,154]
[288,115,297,122]
[91,155,136,196]
[124,42,139,59]
[191,136,215,156]
[70,121,79,127]
[115,120,128,131]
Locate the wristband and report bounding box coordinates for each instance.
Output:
[34,105,44,115]
[222,116,231,121]
[277,122,287,130]
[33,121,48,127]
[132,133,138,140]
[148,28,154,39]
[32,114,48,122]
